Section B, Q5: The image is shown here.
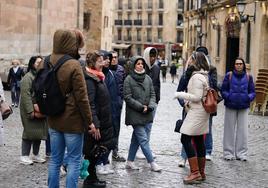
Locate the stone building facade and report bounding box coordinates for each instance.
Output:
[111,0,184,61]
[183,0,268,79]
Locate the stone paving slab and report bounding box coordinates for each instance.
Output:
[0,76,268,188]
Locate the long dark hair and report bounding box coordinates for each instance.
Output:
[192,51,209,71]
[27,56,42,72]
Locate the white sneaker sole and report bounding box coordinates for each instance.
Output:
[19,161,33,165]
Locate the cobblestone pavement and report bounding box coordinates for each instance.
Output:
[0,75,268,188]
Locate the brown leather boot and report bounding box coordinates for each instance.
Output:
[183,157,202,184]
[198,157,206,181]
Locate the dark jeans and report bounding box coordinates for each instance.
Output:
[46,132,51,155]
[21,139,41,156]
[181,134,205,158]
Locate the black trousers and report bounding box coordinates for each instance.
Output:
[181,134,205,158]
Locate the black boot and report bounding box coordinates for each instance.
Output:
[83,178,106,188]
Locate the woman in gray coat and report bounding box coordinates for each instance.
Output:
[19,56,47,165]
[123,56,161,172]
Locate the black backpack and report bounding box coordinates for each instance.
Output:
[33,55,73,116]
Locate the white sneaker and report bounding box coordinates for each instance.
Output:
[125,161,139,170]
[20,156,33,165]
[150,162,162,172]
[178,157,186,167]
[206,154,212,161]
[60,165,67,177]
[32,155,46,163]
[104,164,114,174]
[96,165,109,175]
[152,152,156,159]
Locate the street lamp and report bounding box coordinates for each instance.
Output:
[236,1,256,23]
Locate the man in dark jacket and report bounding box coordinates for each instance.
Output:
[109,51,126,162]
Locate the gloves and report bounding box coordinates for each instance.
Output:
[147,106,154,112]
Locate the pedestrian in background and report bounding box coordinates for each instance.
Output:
[47,29,96,188]
[0,77,6,146]
[160,57,168,82]
[123,56,162,172]
[170,62,177,83]
[83,51,116,188]
[19,56,47,165]
[7,59,24,107]
[221,57,255,161]
[174,51,210,184]
[109,51,126,162]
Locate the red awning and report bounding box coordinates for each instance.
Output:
[172,44,183,51]
[144,44,165,50]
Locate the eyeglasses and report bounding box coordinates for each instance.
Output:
[235,63,243,65]
[112,56,117,59]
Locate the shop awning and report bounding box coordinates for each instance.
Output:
[112,43,132,49]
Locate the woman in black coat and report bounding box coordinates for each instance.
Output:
[83,51,115,188]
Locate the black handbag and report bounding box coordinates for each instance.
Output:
[174,119,183,133]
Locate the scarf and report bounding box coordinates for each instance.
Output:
[86,67,105,81]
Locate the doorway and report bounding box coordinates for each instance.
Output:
[226,37,239,73]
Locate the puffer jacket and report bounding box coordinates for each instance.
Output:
[47,29,92,133]
[221,70,255,109]
[123,56,156,126]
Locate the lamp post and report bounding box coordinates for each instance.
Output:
[236,0,256,23]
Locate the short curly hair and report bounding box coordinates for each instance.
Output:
[86,51,102,68]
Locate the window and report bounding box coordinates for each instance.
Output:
[118,0,122,9]
[159,0,164,8]
[159,13,163,25]
[127,13,131,20]
[147,29,152,42]
[138,0,142,9]
[128,0,132,9]
[177,14,183,26]
[148,13,152,25]
[83,12,91,31]
[118,29,122,40]
[137,29,141,41]
[158,29,162,42]
[148,0,152,8]
[127,29,131,41]
[118,13,122,20]
[137,13,141,20]
[177,31,183,43]
[137,45,142,55]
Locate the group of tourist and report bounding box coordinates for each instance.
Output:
[0,28,256,188]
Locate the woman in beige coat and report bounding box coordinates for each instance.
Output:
[174,51,210,184]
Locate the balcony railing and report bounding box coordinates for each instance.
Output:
[114,20,123,25]
[134,20,142,26]
[124,20,133,26]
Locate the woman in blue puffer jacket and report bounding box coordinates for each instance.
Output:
[221,57,255,161]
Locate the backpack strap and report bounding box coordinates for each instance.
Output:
[53,55,74,71]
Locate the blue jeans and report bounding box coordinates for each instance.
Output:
[205,116,213,155]
[127,123,154,163]
[48,128,83,188]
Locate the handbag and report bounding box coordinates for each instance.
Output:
[174,119,183,133]
[202,88,218,114]
[0,101,13,120]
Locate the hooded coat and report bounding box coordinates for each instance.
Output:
[123,56,156,126]
[143,47,161,104]
[47,29,92,133]
[20,70,48,140]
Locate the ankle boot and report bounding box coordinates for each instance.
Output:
[198,157,206,181]
[183,157,202,184]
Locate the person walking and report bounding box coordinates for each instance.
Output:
[0,77,6,146]
[109,51,126,162]
[170,62,177,83]
[221,57,255,161]
[7,59,24,107]
[174,51,210,184]
[47,29,96,188]
[19,56,47,165]
[83,51,116,188]
[123,56,162,172]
